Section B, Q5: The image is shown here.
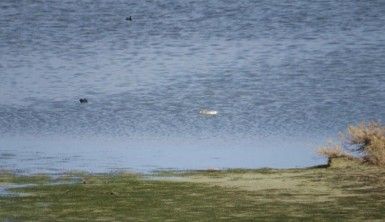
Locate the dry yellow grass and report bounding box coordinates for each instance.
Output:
[347,122,385,166]
[318,121,385,166]
[318,143,347,158]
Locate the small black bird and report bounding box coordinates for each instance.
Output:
[125,16,132,21]
[79,98,88,104]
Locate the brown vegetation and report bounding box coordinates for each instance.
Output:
[319,121,385,166]
[318,143,347,159]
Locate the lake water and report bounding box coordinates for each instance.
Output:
[1,0,385,173]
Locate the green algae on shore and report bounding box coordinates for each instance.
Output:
[1,158,385,221]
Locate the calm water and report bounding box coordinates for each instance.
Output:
[1,0,385,173]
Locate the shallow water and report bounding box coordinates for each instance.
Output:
[1,0,385,173]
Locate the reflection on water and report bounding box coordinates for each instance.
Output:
[0,135,324,174]
[0,0,384,173]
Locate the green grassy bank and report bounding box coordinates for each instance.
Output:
[1,157,385,221]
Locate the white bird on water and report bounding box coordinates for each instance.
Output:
[199,109,218,116]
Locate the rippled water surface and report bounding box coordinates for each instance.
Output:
[1,0,385,173]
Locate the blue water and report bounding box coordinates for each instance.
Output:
[1,0,385,173]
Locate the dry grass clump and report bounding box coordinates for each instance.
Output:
[317,143,355,166]
[347,122,385,166]
[318,121,385,166]
[317,143,346,159]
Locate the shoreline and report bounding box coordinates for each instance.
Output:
[1,157,385,220]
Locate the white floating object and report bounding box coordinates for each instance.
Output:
[199,109,218,116]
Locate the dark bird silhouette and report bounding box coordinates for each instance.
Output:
[79,98,88,104]
[125,16,132,21]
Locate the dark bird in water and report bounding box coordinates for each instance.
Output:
[125,16,132,21]
[79,98,88,104]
